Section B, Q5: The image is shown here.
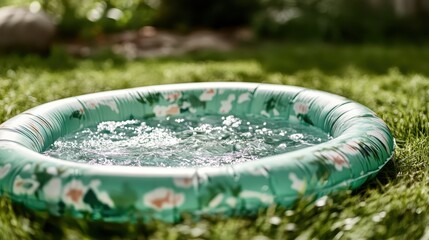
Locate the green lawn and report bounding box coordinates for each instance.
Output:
[1,42,429,239]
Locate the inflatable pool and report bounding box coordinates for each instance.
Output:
[0,82,394,222]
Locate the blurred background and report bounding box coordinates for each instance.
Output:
[1,2,429,239]
[1,0,429,56]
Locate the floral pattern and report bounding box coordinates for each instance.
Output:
[23,164,32,172]
[46,166,58,176]
[209,193,224,208]
[341,140,362,155]
[60,179,115,211]
[293,102,314,125]
[199,89,216,101]
[272,108,280,116]
[89,180,115,208]
[174,177,194,188]
[317,151,350,171]
[238,92,250,104]
[144,188,184,210]
[164,92,182,102]
[62,180,89,211]
[226,197,237,207]
[181,101,197,113]
[289,173,306,193]
[260,110,270,117]
[43,178,62,202]
[240,190,274,204]
[153,104,181,117]
[0,164,11,179]
[206,193,238,209]
[220,94,236,114]
[293,102,309,115]
[247,167,269,177]
[13,176,40,195]
[86,100,119,113]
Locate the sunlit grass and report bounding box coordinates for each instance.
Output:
[1,42,429,239]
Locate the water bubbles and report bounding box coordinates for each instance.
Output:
[233,144,242,151]
[175,118,185,123]
[222,115,241,128]
[278,143,287,149]
[44,114,330,167]
[289,133,304,141]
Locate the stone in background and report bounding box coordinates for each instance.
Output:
[0,6,55,53]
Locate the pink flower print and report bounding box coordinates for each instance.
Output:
[220,94,235,114]
[104,100,119,113]
[293,102,309,115]
[67,189,83,203]
[84,100,118,113]
[341,140,361,155]
[325,151,350,171]
[62,180,89,211]
[238,92,250,104]
[165,92,182,102]
[199,89,216,101]
[86,100,98,110]
[166,105,180,115]
[153,105,167,117]
[144,188,185,210]
[43,178,62,202]
[153,104,181,117]
[174,177,194,188]
[13,176,40,195]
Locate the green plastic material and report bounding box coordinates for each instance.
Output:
[0,82,394,222]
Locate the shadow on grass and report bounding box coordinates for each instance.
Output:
[0,47,127,73]
[163,42,429,76]
[1,42,429,77]
[352,156,398,197]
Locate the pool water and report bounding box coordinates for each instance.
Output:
[43,115,332,167]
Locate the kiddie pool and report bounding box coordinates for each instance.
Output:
[0,82,394,222]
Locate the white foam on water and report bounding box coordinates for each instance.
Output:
[43,115,331,167]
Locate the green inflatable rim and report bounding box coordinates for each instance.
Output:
[0,82,394,222]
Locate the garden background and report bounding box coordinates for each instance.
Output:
[1,0,429,239]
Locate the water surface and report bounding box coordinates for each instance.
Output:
[43,114,331,167]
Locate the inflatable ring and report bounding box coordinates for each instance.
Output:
[0,82,394,222]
